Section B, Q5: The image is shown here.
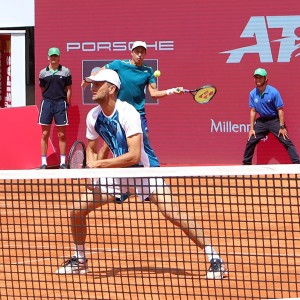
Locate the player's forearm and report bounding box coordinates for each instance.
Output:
[97,142,110,160]
[151,89,171,98]
[86,140,99,163]
[66,86,72,103]
[278,109,284,126]
[150,88,183,98]
[249,110,256,130]
[91,152,141,168]
[86,149,98,164]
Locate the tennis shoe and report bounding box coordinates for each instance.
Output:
[60,164,68,169]
[55,256,88,274]
[115,192,130,204]
[205,258,228,279]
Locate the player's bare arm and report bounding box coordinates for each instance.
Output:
[278,108,288,139]
[81,66,105,89]
[97,141,110,159]
[87,133,142,169]
[248,108,257,140]
[148,83,183,98]
[86,139,100,164]
[66,85,72,105]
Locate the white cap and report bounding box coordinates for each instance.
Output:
[85,69,121,89]
[131,41,147,51]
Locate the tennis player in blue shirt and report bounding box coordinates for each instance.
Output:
[242,68,300,165]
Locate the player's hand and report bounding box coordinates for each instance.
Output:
[81,80,90,89]
[175,87,184,94]
[248,129,256,141]
[87,160,102,168]
[278,128,289,140]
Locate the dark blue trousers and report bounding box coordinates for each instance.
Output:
[242,117,300,164]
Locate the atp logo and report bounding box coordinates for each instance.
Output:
[221,16,300,63]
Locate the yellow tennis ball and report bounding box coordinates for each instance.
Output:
[154,70,161,77]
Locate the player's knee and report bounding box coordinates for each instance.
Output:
[57,131,66,140]
[42,131,50,139]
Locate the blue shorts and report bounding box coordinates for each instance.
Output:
[38,99,69,126]
[140,115,149,133]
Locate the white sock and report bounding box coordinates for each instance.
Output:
[60,154,66,165]
[74,244,86,262]
[204,245,220,262]
[41,156,47,165]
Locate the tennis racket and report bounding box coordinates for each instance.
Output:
[67,140,86,169]
[181,84,217,104]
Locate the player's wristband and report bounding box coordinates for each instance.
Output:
[166,88,175,95]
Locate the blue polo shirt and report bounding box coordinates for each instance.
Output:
[249,85,284,117]
[105,60,156,115]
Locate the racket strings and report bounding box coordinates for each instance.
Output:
[194,87,216,104]
[69,148,85,169]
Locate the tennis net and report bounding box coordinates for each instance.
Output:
[0,165,299,300]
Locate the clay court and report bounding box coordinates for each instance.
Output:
[0,171,299,300]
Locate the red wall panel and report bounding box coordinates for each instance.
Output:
[34,0,300,165]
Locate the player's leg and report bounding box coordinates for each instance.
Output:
[268,118,300,163]
[140,114,149,139]
[54,100,69,168]
[140,115,159,202]
[55,184,116,274]
[38,99,53,168]
[57,126,67,168]
[138,178,228,279]
[242,119,269,165]
[151,186,210,247]
[40,125,51,168]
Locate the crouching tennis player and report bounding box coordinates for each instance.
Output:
[55,69,228,279]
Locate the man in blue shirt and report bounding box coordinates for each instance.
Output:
[242,68,300,165]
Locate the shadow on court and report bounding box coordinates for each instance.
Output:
[92,266,195,278]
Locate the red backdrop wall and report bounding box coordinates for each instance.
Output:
[34,0,300,165]
[0,106,58,169]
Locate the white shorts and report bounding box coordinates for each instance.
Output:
[96,177,166,201]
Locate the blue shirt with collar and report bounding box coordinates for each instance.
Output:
[249,85,284,117]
